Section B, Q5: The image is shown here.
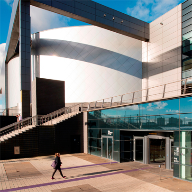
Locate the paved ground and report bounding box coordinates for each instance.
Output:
[0,153,192,192]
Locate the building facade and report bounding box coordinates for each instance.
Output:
[87,95,192,181]
[2,0,192,183]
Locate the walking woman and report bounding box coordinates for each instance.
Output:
[51,153,66,179]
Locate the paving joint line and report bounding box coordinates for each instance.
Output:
[61,161,118,170]
[0,167,150,192]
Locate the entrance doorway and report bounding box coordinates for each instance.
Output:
[132,135,173,169]
[150,139,165,164]
[102,136,113,159]
[71,135,80,153]
[147,135,172,169]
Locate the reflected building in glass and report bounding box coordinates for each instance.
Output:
[88,96,192,181]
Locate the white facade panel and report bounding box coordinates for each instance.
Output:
[8,56,21,114]
[142,4,182,100]
[32,26,142,103]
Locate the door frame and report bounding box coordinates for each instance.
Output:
[133,136,144,163]
[169,139,174,170]
[101,136,113,159]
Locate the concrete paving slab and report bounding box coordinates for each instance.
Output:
[0,153,192,192]
[52,184,101,192]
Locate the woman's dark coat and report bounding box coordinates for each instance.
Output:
[54,156,62,169]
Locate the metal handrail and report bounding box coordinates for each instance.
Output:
[1,77,192,137]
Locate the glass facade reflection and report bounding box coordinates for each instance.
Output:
[88,96,192,181]
[182,2,192,81]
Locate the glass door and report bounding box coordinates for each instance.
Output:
[102,137,107,158]
[134,137,144,162]
[102,136,113,159]
[150,139,165,164]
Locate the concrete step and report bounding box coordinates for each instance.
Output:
[0,125,36,142]
[42,111,80,125]
[0,138,5,142]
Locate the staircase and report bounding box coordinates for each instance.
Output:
[0,110,81,142]
[43,111,81,125]
[0,125,35,142]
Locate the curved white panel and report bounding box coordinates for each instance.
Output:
[8,56,21,110]
[35,26,142,103]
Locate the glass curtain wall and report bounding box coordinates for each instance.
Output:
[182,1,192,81]
[88,96,192,181]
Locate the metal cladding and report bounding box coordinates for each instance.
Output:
[5,0,149,63]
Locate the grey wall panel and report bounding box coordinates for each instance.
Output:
[182,11,192,22]
[55,0,74,7]
[75,1,95,15]
[5,0,19,63]
[75,9,95,21]
[182,4,192,15]
[182,16,192,29]
[183,0,192,10]
[95,3,114,15]
[96,9,113,21]
[113,10,130,21]
[52,0,75,13]
[95,16,114,27]
[183,25,192,35]
[76,0,96,9]
[33,0,52,6]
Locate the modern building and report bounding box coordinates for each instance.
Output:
[1,0,192,183]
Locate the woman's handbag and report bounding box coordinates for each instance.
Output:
[51,161,56,168]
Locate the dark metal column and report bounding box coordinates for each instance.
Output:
[19,0,31,118]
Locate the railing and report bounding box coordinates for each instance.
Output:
[0,116,35,137]
[0,77,192,138]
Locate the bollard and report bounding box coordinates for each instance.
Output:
[159,164,161,180]
[109,154,111,164]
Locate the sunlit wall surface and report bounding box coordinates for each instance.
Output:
[87,96,192,181]
[142,4,182,100]
[32,26,142,103]
[7,56,21,116]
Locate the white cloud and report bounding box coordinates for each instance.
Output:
[127,0,182,22]
[166,109,179,113]
[30,6,71,34]
[146,103,153,111]
[3,1,71,33]
[0,43,6,111]
[146,101,168,111]
[126,105,140,110]
[154,101,168,109]
[0,43,6,72]
[4,0,14,6]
